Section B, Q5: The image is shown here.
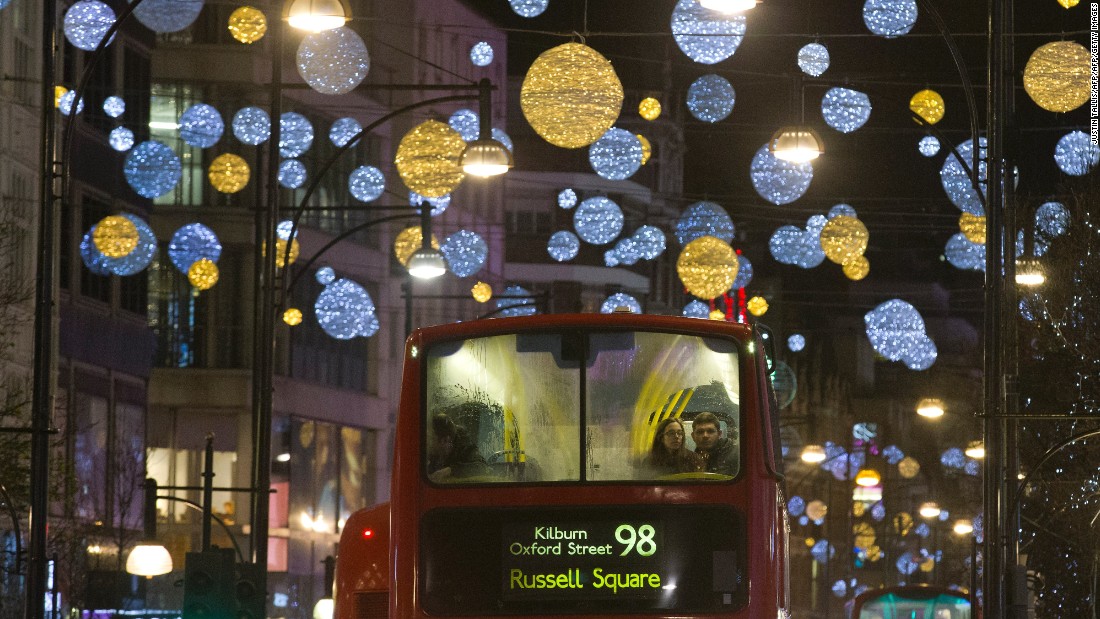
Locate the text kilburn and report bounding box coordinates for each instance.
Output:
[535,526,587,540]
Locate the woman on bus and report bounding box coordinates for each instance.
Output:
[642,417,704,477]
[428,412,489,482]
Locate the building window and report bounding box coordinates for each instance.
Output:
[148,250,202,368]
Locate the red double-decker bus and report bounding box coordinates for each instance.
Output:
[851,585,975,618]
[335,313,789,619]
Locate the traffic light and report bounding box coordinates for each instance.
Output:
[234,561,266,619]
[183,549,235,619]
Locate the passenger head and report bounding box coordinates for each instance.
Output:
[430,413,457,459]
[691,412,722,452]
[652,418,686,455]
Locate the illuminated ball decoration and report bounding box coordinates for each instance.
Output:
[940,137,987,215]
[296,27,370,95]
[1057,0,1080,6]
[103,96,125,118]
[862,0,917,38]
[276,220,298,241]
[557,188,578,209]
[168,223,221,273]
[80,231,112,276]
[843,256,870,281]
[497,285,538,317]
[440,230,488,277]
[271,238,300,268]
[64,0,116,51]
[109,127,134,152]
[329,117,362,147]
[747,296,768,316]
[228,6,266,43]
[472,282,492,303]
[54,86,67,109]
[612,237,641,265]
[448,109,480,142]
[208,153,250,193]
[677,236,738,300]
[819,215,869,265]
[731,254,753,288]
[588,127,643,180]
[393,120,466,198]
[686,74,736,123]
[179,103,224,148]
[633,225,666,260]
[520,42,624,149]
[283,308,303,326]
[638,97,662,120]
[675,201,734,245]
[788,334,805,352]
[59,91,84,115]
[829,204,857,219]
[797,43,830,77]
[822,87,872,134]
[492,128,514,152]
[124,140,182,199]
[960,213,986,244]
[278,159,306,189]
[409,191,451,217]
[898,457,920,478]
[1022,41,1091,113]
[316,267,336,285]
[601,293,641,314]
[280,112,314,158]
[636,134,652,165]
[863,299,936,369]
[918,135,940,157]
[132,0,203,33]
[671,0,746,65]
[347,165,385,202]
[749,144,814,205]
[314,276,377,340]
[909,89,945,125]
[683,300,709,318]
[573,196,624,245]
[806,501,828,522]
[232,107,270,145]
[547,230,580,262]
[945,233,986,271]
[1054,130,1100,176]
[392,226,440,267]
[93,215,138,258]
[1035,201,1070,237]
[469,42,494,67]
[509,0,548,17]
[188,258,219,290]
[96,214,155,276]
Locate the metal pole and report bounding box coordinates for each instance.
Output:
[202,435,214,551]
[404,276,413,338]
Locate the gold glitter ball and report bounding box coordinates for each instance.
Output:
[805,500,827,521]
[394,120,466,198]
[708,309,726,321]
[747,296,769,317]
[1056,0,1080,7]
[676,236,738,300]
[228,6,267,44]
[959,212,986,244]
[820,215,869,265]
[520,42,624,149]
[909,89,945,125]
[636,134,652,165]
[843,255,870,281]
[208,153,251,193]
[853,522,876,549]
[188,258,219,290]
[898,456,921,479]
[893,512,913,535]
[852,501,867,518]
[93,215,139,258]
[263,238,300,268]
[638,97,662,121]
[393,226,441,266]
[471,281,492,303]
[283,307,303,326]
[1023,41,1091,113]
[804,537,816,548]
[55,86,68,108]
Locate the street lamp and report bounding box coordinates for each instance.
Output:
[125,479,173,577]
[919,501,943,519]
[916,398,946,419]
[1015,257,1045,286]
[286,0,351,32]
[699,0,759,13]
[769,125,824,163]
[801,443,827,463]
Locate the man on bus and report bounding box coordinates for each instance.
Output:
[690,411,737,476]
[428,412,489,482]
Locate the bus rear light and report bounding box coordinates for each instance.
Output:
[362,529,373,539]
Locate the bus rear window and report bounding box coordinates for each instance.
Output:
[424,330,741,484]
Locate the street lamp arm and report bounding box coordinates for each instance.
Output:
[156,494,247,565]
[910,112,988,212]
[1008,427,1100,526]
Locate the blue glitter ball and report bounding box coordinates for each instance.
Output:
[276,220,298,241]
[315,277,377,340]
[178,103,224,148]
[682,300,709,318]
[871,502,886,521]
[821,87,872,134]
[103,96,125,118]
[109,127,134,152]
[811,540,834,564]
[675,201,734,245]
[863,0,917,38]
[547,230,580,262]
[769,225,805,265]
[497,285,538,317]
[492,127,514,152]
[1016,229,1050,258]
[940,137,987,215]
[864,299,931,363]
[232,107,271,145]
[278,159,306,189]
[797,43,830,77]
[588,127,643,180]
[632,225,666,259]
[787,334,805,352]
[916,523,931,539]
[613,237,641,265]
[329,117,362,147]
[440,230,488,277]
[573,196,624,245]
[896,552,919,575]
[64,0,116,51]
[941,447,966,469]
[107,213,157,276]
[903,336,937,370]
[964,460,980,476]
[1035,201,1069,238]
[670,0,745,65]
[348,165,385,202]
[168,223,221,273]
[508,0,548,17]
[280,112,314,158]
[557,188,578,209]
[316,266,336,285]
[448,108,480,142]
[132,0,204,33]
[945,232,986,271]
[470,41,494,66]
[59,90,84,116]
[731,253,753,288]
[604,250,620,267]
[1054,130,1099,176]
[832,580,847,597]
[296,27,370,96]
[80,231,113,276]
[787,496,806,516]
[883,445,905,465]
[750,144,814,205]
[409,191,450,217]
[601,292,641,314]
[918,135,940,157]
[828,204,858,220]
[123,140,181,199]
[686,74,735,123]
[798,515,809,526]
